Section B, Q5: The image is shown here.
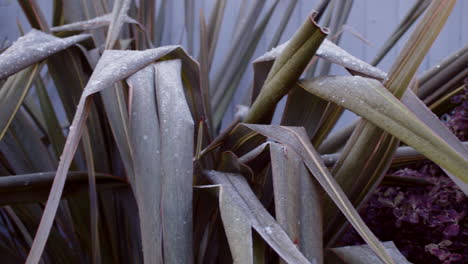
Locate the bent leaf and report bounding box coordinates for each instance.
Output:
[0,30,90,79]
[331,241,411,264]
[242,124,395,264]
[270,142,323,263]
[299,76,468,193]
[51,13,141,32]
[24,45,203,264]
[203,170,311,264]
[0,171,127,205]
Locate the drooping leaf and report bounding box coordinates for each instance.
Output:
[24,46,203,264]
[299,76,468,192]
[0,171,127,205]
[322,0,457,245]
[242,124,396,264]
[51,13,141,32]
[0,30,90,79]
[203,170,312,264]
[330,241,411,264]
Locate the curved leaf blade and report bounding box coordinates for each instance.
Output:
[204,171,312,264]
[243,124,396,264]
[331,241,411,264]
[24,45,202,264]
[0,30,90,79]
[299,76,468,193]
[51,13,141,32]
[0,65,40,140]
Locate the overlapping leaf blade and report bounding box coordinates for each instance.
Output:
[127,65,163,263]
[241,124,395,264]
[19,45,202,264]
[155,60,194,264]
[203,170,311,264]
[0,30,90,79]
[270,142,322,263]
[331,241,411,264]
[0,65,40,140]
[299,76,468,192]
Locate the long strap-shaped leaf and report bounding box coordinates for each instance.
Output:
[203,171,312,264]
[331,241,411,264]
[321,0,456,244]
[127,60,194,263]
[251,37,387,104]
[0,65,40,140]
[23,45,201,264]
[242,124,395,264]
[0,30,90,79]
[105,0,131,49]
[155,60,194,264]
[270,142,323,263]
[0,171,126,205]
[127,65,163,263]
[299,76,468,192]
[245,12,327,124]
[51,13,141,32]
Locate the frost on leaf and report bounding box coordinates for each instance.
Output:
[51,13,141,32]
[0,29,91,79]
[254,39,387,80]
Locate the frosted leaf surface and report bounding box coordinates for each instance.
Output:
[204,170,311,264]
[51,13,140,32]
[300,76,468,194]
[84,45,179,95]
[254,39,387,80]
[0,29,91,79]
[127,65,163,263]
[254,41,290,62]
[154,59,194,264]
[331,241,411,264]
[316,40,387,79]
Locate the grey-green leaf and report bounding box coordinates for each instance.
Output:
[270,142,322,263]
[331,241,411,264]
[127,65,163,263]
[155,60,194,264]
[0,65,40,140]
[299,76,468,193]
[204,170,311,264]
[51,13,141,32]
[0,30,90,79]
[242,124,396,264]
